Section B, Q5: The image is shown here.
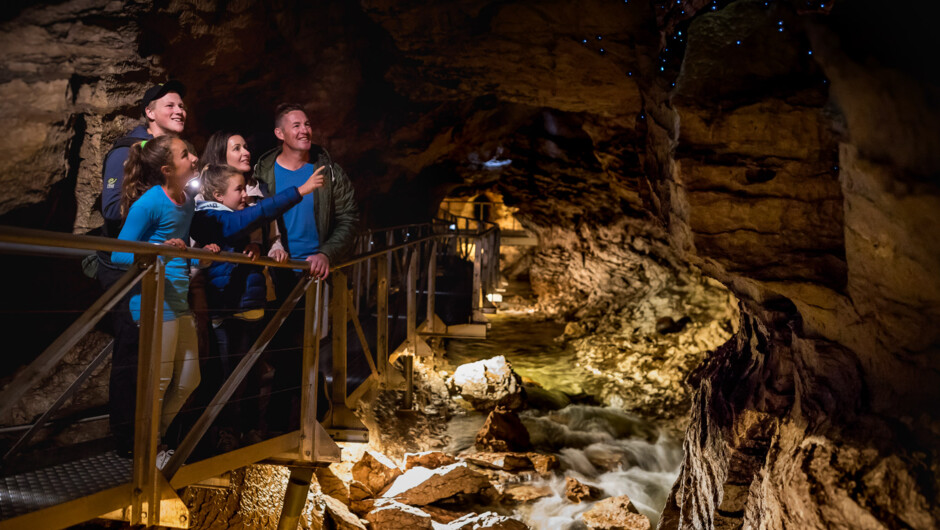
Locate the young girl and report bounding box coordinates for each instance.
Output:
[111,136,215,463]
[190,163,324,443]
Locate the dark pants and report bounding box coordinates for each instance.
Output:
[98,262,141,454]
[213,317,265,432]
[266,268,331,432]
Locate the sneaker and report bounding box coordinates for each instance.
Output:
[156,449,174,470]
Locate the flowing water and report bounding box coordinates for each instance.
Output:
[444,310,682,528]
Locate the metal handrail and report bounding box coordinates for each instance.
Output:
[0,218,502,527]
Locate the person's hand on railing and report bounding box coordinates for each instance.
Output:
[269,248,289,263]
[203,243,221,253]
[297,165,328,195]
[307,253,330,279]
[162,238,187,250]
[243,243,261,261]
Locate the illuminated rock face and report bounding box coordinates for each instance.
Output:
[1,1,939,528]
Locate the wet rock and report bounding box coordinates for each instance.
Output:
[382,462,493,505]
[502,483,553,504]
[351,450,401,496]
[581,495,650,530]
[451,356,525,411]
[316,466,350,505]
[323,494,367,530]
[475,407,531,452]
[446,511,530,529]
[365,500,433,529]
[565,477,602,503]
[404,451,459,470]
[463,452,531,471]
[526,453,560,475]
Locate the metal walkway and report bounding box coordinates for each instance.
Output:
[0,216,500,529]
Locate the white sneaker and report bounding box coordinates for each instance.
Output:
[156,449,174,470]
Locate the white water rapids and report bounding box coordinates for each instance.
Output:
[444,311,682,529]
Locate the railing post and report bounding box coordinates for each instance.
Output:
[299,280,322,462]
[377,257,389,385]
[472,238,484,322]
[427,240,438,327]
[330,270,348,414]
[131,257,163,527]
[403,248,417,410]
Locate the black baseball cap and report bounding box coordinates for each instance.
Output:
[141,80,186,113]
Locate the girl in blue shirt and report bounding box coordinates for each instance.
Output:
[111,136,218,461]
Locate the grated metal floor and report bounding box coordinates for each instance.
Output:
[0,451,131,521]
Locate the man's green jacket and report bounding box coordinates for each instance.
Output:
[254,144,359,265]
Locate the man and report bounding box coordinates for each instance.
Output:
[253,103,359,431]
[97,81,187,456]
[254,103,359,279]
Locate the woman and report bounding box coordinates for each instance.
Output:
[200,131,287,262]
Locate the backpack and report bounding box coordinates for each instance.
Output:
[82,134,150,279]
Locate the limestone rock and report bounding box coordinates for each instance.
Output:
[365,500,433,530]
[323,494,367,530]
[349,498,374,517]
[463,452,531,471]
[351,450,401,496]
[348,480,373,502]
[526,453,559,475]
[451,356,525,411]
[445,511,530,530]
[382,462,493,506]
[315,466,350,505]
[421,504,470,524]
[565,477,601,503]
[404,451,459,470]
[502,483,553,504]
[475,408,531,452]
[581,495,649,530]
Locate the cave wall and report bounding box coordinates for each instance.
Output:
[1,0,938,528]
[647,1,940,528]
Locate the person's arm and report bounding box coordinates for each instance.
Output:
[101,147,129,230]
[195,188,304,245]
[111,196,155,266]
[316,163,360,264]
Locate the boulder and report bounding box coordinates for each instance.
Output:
[502,483,553,504]
[322,495,367,530]
[565,477,602,503]
[349,498,374,517]
[348,480,373,502]
[581,495,650,530]
[475,407,531,452]
[352,450,402,496]
[463,452,532,471]
[382,462,493,505]
[452,356,525,411]
[445,511,530,529]
[316,466,349,505]
[526,453,559,475]
[404,450,459,470]
[365,500,433,530]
